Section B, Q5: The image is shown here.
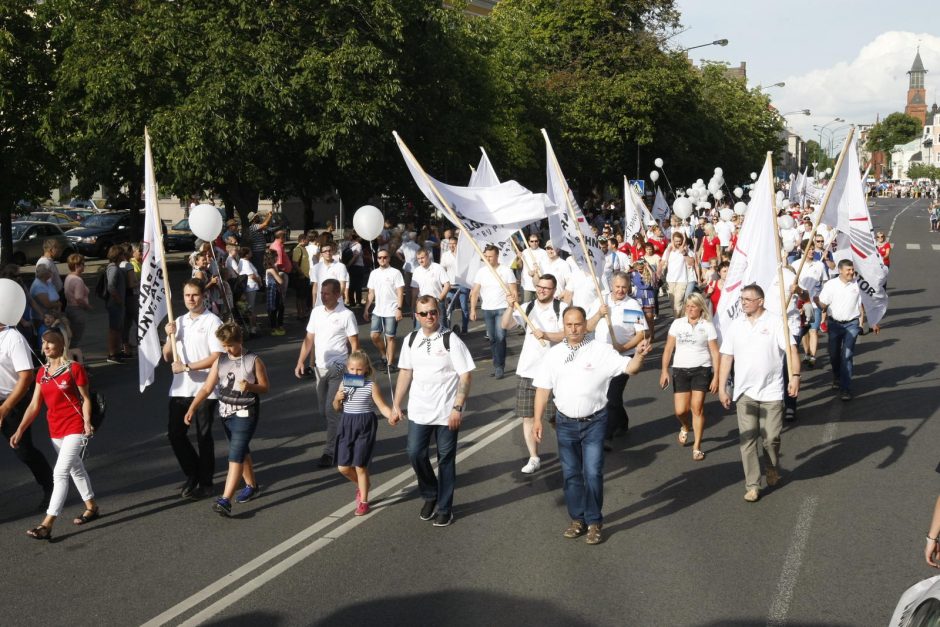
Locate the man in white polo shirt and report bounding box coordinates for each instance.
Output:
[543,241,571,299]
[718,284,800,503]
[392,295,474,527]
[364,249,404,372]
[163,279,224,499]
[470,244,517,379]
[500,274,567,474]
[309,243,349,308]
[518,233,549,302]
[815,259,880,401]
[587,271,647,444]
[295,278,360,467]
[410,248,450,323]
[533,307,650,545]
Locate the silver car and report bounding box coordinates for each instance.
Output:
[3,221,75,265]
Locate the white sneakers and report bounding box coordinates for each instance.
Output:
[521,457,541,474]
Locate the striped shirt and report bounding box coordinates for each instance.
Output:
[342,380,375,414]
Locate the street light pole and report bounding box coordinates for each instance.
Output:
[756,82,785,91]
[680,38,729,52]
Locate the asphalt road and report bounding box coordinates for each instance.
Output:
[0,196,937,626]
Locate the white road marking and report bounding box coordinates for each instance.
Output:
[906,243,921,250]
[766,495,820,627]
[144,411,519,626]
[886,199,920,241]
[933,245,940,251]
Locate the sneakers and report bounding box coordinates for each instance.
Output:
[432,511,454,527]
[355,501,370,516]
[585,524,603,545]
[784,408,796,422]
[744,489,760,502]
[212,497,232,517]
[521,457,541,474]
[563,520,586,538]
[840,389,853,401]
[765,466,781,487]
[494,367,504,380]
[180,478,199,499]
[807,356,816,368]
[106,355,124,365]
[270,328,286,336]
[235,484,259,503]
[419,500,437,521]
[831,379,841,390]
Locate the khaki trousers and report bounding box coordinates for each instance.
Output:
[736,394,783,490]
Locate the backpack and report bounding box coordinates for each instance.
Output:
[94,266,110,300]
[406,329,451,351]
[525,298,561,318]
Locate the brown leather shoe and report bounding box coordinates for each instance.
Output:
[563,520,586,539]
[585,524,603,545]
[765,466,781,487]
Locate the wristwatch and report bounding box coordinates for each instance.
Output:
[184,364,191,373]
[452,404,464,412]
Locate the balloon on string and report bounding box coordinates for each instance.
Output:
[750,172,758,181]
[714,189,725,200]
[353,205,384,241]
[733,187,744,199]
[714,167,723,177]
[777,215,796,230]
[697,201,712,210]
[707,182,720,195]
[672,196,694,220]
[826,167,833,175]
[775,190,785,203]
[696,178,704,187]
[189,204,224,242]
[654,157,664,168]
[719,208,733,222]
[0,278,26,326]
[650,171,660,183]
[734,201,748,215]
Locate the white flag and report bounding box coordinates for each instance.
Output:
[623,176,642,239]
[714,156,784,333]
[652,188,671,222]
[138,131,169,392]
[469,147,500,188]
[819,135,888,325]
[544,130,604,281]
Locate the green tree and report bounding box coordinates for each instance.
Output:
[805,140,833,172]
[0,3,60,264]
[906,162,939,181]
[865,112,922,169]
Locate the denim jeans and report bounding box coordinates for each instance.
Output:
[555,410,607,526]
[221,404,259,463]
[445,287,470,333]
[406,421,458,515]
[482,308,507,370]
[827,318,860,391]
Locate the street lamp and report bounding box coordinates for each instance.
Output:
[680,38,729,52]
[782,109,811,116]
[814,118,844,166]
[756,82,785,91]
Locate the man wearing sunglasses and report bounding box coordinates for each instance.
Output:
[365,250,405,371]
[392,295,474,527]
[309,244,349,309]
[519,234,549,303]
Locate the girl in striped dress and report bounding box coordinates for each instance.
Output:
[331,351,394,516]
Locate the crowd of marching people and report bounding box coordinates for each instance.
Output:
[0,184,892,545]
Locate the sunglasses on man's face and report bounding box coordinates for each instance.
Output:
[416,310,439,318]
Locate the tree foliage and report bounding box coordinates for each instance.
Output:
[906,162,939,181]
[865,112,922,158]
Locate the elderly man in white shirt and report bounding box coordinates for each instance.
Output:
[718,284,800,503]
[814,259,880,401]
[295,278,360,467]
[533,306,650,546]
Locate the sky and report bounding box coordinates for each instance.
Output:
[674,0,940,149]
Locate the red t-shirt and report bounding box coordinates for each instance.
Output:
[38,362,87,439]
[877,242,891,267]
[647,237,667,256]
[707,281,722,311]
[701,236,719,263]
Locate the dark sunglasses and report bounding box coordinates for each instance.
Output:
[416,310,439,318]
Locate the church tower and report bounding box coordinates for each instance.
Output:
[906,48,927,125]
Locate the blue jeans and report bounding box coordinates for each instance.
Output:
[482,308,507,370]
[406,421,458,515]
[221,405,259,463]
[827,318,860,391]
[445,287,470,333]
[555,410,607,526]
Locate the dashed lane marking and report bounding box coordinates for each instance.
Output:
[933,245,940,251]
[906,243,921,250]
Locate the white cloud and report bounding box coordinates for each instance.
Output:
[776,31,940,144]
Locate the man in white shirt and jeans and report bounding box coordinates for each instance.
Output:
[410,249,450,323]
[470,245,517,379]
[392,295,474,527]
[815,259,880,401]
[364,250,404,371]
[533,307,650,545]
[295,279,360,467]
[163,279,224,499]
[500,274,567,474]
[718,284,800,503]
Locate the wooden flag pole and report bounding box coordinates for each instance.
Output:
[145,129,178,363]
[765,151,793,378]
[789,128,854,292]
[512,230,543,279]
[541,129,617,337]
[393,132,545,344]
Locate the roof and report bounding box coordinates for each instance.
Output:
[910,50,926,74]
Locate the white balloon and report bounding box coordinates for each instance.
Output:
[189,204,224,242]
[673,197,694,220]
[733,187,744,199]
[649,171,660,183]
[0,278,26,326]
[714,189,725,200]
[698,201,712,210]
[789,173,796,181]
[782,232,799,251]
[654,157,664,168]
[777,215,796,230]
[352,204,384,241]
[750,172,758,181]
[714,167,723,177]
[696,178,705,187]
[715,177,725,188]
[719,208,733,222]
[775,190,785,203]
[826,167,833,175]
[707,182,720,195]
[734,201,748,215]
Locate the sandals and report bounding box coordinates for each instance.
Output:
[692,449,706,461]
[27,525,52,540]
[677,429,689,446]
[73,507,100,526]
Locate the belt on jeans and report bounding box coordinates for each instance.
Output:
[830,318,858,324]
[558,409,606,422]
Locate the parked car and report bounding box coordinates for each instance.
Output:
[1,222,75,265]
[60,208,97,223]
[25,211,83,231]
[65,211,142,258]
[165,218,198,251]
[68,198,103,211]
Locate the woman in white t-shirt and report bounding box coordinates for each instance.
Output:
[659,293,719,461]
